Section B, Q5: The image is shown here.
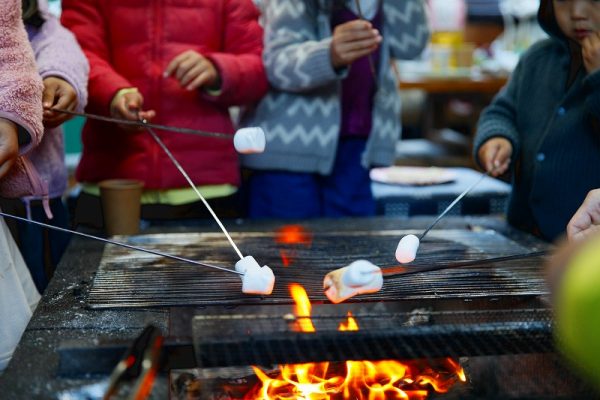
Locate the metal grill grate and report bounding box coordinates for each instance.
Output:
[192,308,554,367]
[86,229,549,309]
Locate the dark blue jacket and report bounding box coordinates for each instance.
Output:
[474,1,600,241]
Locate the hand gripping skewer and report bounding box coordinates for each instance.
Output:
[45,108,266,154]
[45,107,231,139]
[354,0,378,80]
[0,210,242,275]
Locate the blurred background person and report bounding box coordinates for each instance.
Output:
[61,0,267,229]
[241,0,429,219]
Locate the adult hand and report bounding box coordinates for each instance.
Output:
[567,189,600,242]
[164,50,220,91]
[110,88,156,128]
[477,137,512,177]
[0,118,20,180]
[330,20,382,69]
[582,32,600,74]
[42,76,78,128]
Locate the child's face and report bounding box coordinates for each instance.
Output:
[553,0,600,43]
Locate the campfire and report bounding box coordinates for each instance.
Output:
[245,283,467,400]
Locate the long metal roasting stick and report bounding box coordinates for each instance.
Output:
[140,118,245,260]
[354,0,378,80]
[43,107,230,139]
[382,249,548,277]
[418,170,493,241]
[0,211,243,275]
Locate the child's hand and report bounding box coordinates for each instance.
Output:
[477,137,512,177]
[0,118,20,180]
[110,88,156,127]
[330,20,382,69]
[567,189,600,242]
[42,77,78,128]
[164,50,220,91]
[582,32,600,74]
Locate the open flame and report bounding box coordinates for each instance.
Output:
[246,284,466,400]
[275,225,313,267]
[289,283,315,333]
[338,311,359,331]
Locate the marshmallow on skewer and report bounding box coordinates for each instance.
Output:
[395,234,420,264]
[234,127,266,154]
[235,255,275,295]
[323,260,383,304]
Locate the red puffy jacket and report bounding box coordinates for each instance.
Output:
[61,0,267,189]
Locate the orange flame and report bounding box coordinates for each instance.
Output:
[247,358,465,400]
[289,283,315,333]
[338,312,359,331]
[275,225,313,245]
[279,249,294,267]
[275,225,312,268]
[246,285,467,399]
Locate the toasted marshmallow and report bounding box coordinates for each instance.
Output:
[234,127,266,154]
[395,234,420,264]
[323,260,383,304]
[236,255,275,295]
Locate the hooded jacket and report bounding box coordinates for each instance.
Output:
[0,0,42,373]
[473,0,600,241]
[61,0,268,190]
[0,0,46,202]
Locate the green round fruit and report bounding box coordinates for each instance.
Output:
[555,234,600,387]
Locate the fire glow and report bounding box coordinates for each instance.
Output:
[275,225,313,267]
[246,284,467,400]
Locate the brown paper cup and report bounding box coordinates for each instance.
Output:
[99,179,144,236]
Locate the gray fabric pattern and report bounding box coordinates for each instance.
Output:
[241,0,429,174]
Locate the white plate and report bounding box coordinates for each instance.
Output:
[370,166,456,186]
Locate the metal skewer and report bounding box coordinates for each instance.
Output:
[382,250,548,277]
[0,211,242,275]
[139,117,245,260]
[354,0,378,80]
[44,107,230,139]
[418,170,493,241]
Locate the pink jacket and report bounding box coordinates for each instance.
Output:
[0,0,45,201]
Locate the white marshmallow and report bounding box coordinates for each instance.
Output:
[233,127,266,154]
[395,234,420,264]
[236,256,275,295]
[242,265,275,295]
[235,255,260,276]
[323,260,383,304]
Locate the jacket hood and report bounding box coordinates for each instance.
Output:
[538,0,583,85]
[538,0,564,40]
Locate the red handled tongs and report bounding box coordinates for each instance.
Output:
[103,325,164,400]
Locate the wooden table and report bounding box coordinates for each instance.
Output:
[399,73,508,94]
[398,72,509,152]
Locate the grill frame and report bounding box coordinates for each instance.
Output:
[192,307,554,368]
